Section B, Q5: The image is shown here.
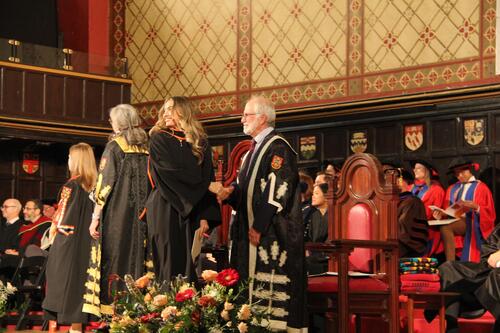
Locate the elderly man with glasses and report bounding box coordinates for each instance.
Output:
[0,198,23,255]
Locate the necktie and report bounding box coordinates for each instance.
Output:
[455,183,466,202]
[245,139,256,176]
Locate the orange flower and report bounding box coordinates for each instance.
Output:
[201,269,218,282]
[135,275,150,289]
[152,294,168,307]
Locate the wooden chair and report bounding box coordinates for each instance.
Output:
[307,153,400,333]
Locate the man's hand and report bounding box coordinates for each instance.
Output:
[248,227,261,246]
[432,210,444,220]
[4,249,19,256]
[458,200,478,211]
[487,250,500,268]
[216,186,234,203]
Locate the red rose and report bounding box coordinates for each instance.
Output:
[175,288,195,302]
[191,310,201,324]
[198,295,217,307]
[139,312,159,323]
[216,268,239,287]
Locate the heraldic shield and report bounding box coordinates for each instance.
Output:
[464,119,485,146]
[22,153,40,174]
[300,136,316,160]
[404,125,423,151]
[350,131,367,153]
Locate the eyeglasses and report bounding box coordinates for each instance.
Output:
[23,207,36,211]
[241,112,259,120]
[1,205,16,209]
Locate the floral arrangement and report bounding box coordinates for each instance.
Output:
[108,269,270,333]
[0,280,16,317]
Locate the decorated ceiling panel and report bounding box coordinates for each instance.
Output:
[116,0,498,123]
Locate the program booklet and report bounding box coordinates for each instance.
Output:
[427,202,463,226]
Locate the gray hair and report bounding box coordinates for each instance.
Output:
[250,95,276,126]
[109,104,148,149]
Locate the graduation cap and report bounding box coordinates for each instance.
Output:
[447,156,480,172]
[409,159,439,178]
[382,161,413,184]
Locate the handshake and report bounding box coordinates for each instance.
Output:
[209,182,234,203]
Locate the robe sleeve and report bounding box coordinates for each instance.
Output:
[474,182,496,239]
[95,141,121,207]
[253,141,297,234]
[53,180,80,234]
[424,184,445,218]
[481,224,500,261]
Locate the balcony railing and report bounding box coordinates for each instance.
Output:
[0,37,128,78]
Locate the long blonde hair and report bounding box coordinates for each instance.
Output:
[109,104,148,150]
[69,143,97,192]
[149,96,207,164]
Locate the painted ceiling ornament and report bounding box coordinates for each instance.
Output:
[404,124,424,151]
[22,153,40,174]
[299,136,316,160]
[464,119,485,146]
[350,131,367,153]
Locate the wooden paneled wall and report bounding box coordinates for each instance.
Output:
[0,61,131,127]
[207,94,500,214]
[0,139,105,204]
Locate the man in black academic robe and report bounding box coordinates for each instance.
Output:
[221,95,307,332]
[432,223,500,332]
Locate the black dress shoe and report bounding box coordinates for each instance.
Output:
[460,308,486,319]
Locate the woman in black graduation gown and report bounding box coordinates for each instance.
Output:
[42,143,97,332]
[146,96,221,284]
[82,104,149,317]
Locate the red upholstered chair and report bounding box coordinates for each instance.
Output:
[307,153,400,333]
[217,140,252,246]
[199,140,252,272]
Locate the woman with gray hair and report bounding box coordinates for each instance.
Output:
[82,104,150,318]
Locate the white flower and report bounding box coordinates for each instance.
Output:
[238,322,248,333]
[224,301,234,311]
[220,310,230,321]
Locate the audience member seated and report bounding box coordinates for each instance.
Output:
[433,158,495,262]
[432,223,500,333]
[15,199,52,256]
[314,171,332,186]
[305,183,329,275]
[396,168,428,258]
[299,171,314,230]
[0,198,24,255]
[42,198,57,219]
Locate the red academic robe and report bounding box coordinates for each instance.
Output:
[444,180,496,262]
[411,180,445,255]
[18,215,52,251]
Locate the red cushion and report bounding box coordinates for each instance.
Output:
[400,274,440,282]
[347,204,373,272]
[308,276,389,293]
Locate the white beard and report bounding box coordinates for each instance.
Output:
[243,121,257,136]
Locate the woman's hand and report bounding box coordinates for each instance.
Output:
[89,218,100,239]
[197,219,210,240]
